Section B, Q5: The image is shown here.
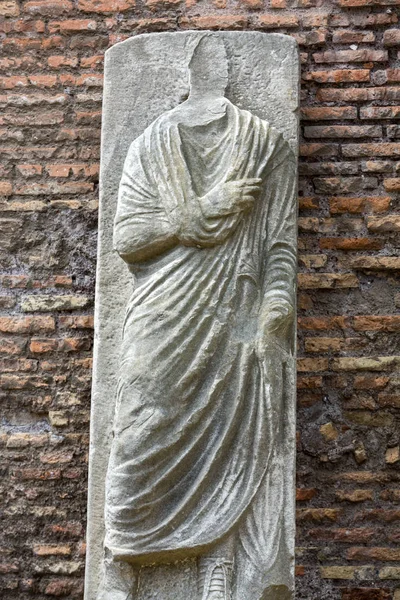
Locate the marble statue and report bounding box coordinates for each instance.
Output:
[89,31,298,600]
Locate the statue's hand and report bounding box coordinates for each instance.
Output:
[200,178,262,219]
[256,300,293,359]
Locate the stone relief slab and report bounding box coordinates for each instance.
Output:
[86,31,299,600]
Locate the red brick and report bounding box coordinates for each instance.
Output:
[145,0,181,8]
[320,238,383,251]
[2,37,44,52]
[239,0,263,8]
[353,316,400,332]
[304,337,342,353]
[13,468,60,479]
[40,450,74,464]
[0,316,55,333]
[296,488,317,501]
[0,19,45,33]
[297,376,323,389]
[378,394,400,408]
[3,363,40,383]
[17,164,43,177]
[30,337,91,353]
[350,256,400,270]
[29,75,58,88]
[297,508,342,522]
[314,177,377,194]
[0,180,12,196]
[386,69,400,82]
[46,522,83,537]
[367,216,400,232]
[318,87,400,102]
[313,50,388,63]
[384,178,400,192]
[58,19,97,33]
[332,30,375,44]
[336,490,374,502]
[309,527,377,543]
[361,106,400,119]
[380,490,400,501]
[0,561,19,573]
[33,544,71,556]
[256,14,299,28]
[291,31,327,46]
[347,547,400,561]
[1,92,67,106]
[297,357,329,372]
[48,55,79,68]
[356,509,400,522]
[329,196,391,214]
[300,143,339,157]
[362,161,393,173]
[75,110,102,124]
[1,112,64,126]
[76,73,103,87]
[180,15,248,29]
[78,0,135,10]
[299,197,319,210]
[0,57,36,70]
[302,13,328,28]
[335,472,395,484]
[0,75,28,89]
[304,126,381,139]
[339,0,400,5]
[44,579,76,596]
[24,1,73,15]
[59,315,94,329]
[354,375,389,390]
[343,144,400,158]
[0,1,20,16]
[0,274,72,288]
[15,182,94,195]
[299,273,359,289]
[301,106,357,120]
[298,316,349,331]
[384,29,400,46]
[80,55,104,68]
[0,337,27,355]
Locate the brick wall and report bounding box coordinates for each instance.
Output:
[0,0,399,598]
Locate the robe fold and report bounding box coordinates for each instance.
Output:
[105,99,297,600]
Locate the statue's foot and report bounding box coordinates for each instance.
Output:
[97,554,137,600]
[204,593,226,600]
[198,558,233,600]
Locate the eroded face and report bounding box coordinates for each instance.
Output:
[189,36,228,98]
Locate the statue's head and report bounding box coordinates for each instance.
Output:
[188,34,228,99]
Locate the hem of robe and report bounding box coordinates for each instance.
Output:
[107,538,232,566]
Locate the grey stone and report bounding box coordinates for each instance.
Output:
[86,31,299,600]
[21,295,89,312]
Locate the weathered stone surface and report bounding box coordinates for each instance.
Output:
[21,295,89,312]
[86,31,299,600]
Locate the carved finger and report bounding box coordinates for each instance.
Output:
[240,178,262,185]
[241,195,256,206]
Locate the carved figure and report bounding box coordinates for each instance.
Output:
[99,33,297,600]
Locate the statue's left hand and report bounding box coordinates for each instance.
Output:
[256,300,293,358]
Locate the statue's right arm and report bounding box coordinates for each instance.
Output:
[113,140,179,264]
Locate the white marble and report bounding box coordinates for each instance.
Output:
[86,31,299,600]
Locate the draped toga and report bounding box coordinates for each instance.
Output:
[105,98,297,600]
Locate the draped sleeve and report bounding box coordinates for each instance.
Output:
[261,143,298,312]
[113,136,179,263]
